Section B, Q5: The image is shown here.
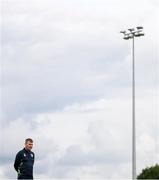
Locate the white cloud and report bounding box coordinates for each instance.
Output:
[1,88,158,178]
[1,0,158,178]
[0,166,6,179]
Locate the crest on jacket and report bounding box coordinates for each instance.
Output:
[30,153,34,158]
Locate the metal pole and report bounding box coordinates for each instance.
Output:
[132,36,136,180]
[120,27,144,180]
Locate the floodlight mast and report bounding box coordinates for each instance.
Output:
[120,27,144,180]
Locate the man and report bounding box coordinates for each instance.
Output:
[14,138,35,179]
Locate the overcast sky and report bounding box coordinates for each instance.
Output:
[0,0,159,179]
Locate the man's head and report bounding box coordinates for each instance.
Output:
[25,138,33,151]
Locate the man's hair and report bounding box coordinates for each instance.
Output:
[25,138,33,144]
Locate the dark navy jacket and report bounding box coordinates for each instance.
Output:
[14,148,35,179]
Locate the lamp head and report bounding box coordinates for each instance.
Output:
[120,31,126,34]
[128,28,135,32]
[136,26,143,30]
[123,36,130,40]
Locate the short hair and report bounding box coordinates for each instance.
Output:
[25,138,33,144]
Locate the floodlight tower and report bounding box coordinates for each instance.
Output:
[120,27,144,180]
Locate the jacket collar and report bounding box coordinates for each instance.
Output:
[23,148,31,153]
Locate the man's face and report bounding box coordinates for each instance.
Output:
[25,141,33,151]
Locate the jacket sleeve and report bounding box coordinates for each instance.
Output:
[33,152,35,165]
[14,152,22,172]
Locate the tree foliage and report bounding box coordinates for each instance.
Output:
[137,164,159,179]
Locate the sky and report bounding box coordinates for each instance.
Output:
[0,0,159,179]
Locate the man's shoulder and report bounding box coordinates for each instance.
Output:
[16,149,25,156]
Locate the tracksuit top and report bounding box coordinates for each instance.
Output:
[14,148,35,179]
